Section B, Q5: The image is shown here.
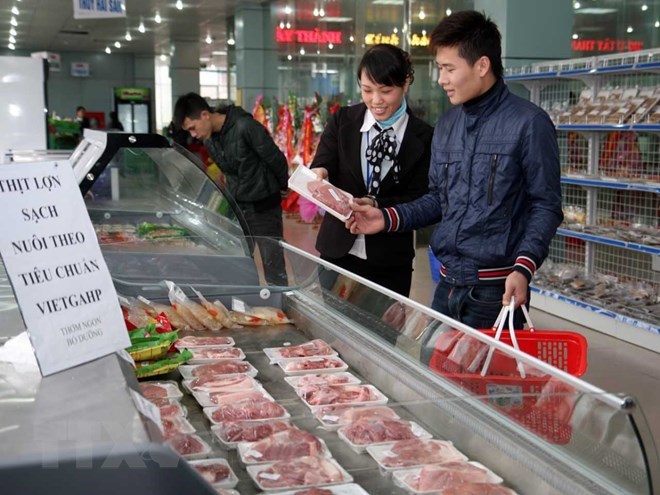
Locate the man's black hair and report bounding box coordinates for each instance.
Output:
[430,10,503,79]
[357,43,415,87]
[173,92,211,129]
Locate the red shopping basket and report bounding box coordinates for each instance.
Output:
[428,328,588,444]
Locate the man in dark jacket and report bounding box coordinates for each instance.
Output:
[348,11,563,328]
[174,93,288,285]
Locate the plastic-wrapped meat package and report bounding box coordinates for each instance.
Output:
[446,334,488,373]
[532,378,578,423]
[229,306,291,326]
[190,347,244,361]
[167,434,211,458]
[294,373,354,388]
[162,416,195,439]
[138,297,191,331]
[283,357,346,373]
[141,383,168,400]
[278,339,334,359]
[403,462,502,491]
[213,420,292,443]
[434,483,517,495]
[307,180,353,218]
[191,460,231,484]
[339,418,420,445]
[167,281,222,331]
[188,374,258,393]
[254,455,346,489]
[315,405,399,427]
[159,402,186,419]
[434,328,462,354]
[210,398,287,422]
[240,428,324,463]
[192,360,252,377]
[299,385,379,406]
[376,439,467,468]
[191,287,235,328]
[139,381,182,401]
[177,335,234,347]
[291,489,335,495]
[205,390,268,406]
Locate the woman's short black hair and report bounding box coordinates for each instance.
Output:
[357,44,415,87]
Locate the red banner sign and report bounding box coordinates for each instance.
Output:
[276,26,342,44]
[572,38,644,53]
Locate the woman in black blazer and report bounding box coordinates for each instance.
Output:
[311,44,433,296]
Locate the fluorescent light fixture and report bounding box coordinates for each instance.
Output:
[176,0,183,10]
[114,41,121,48]
[205,33,212,44]
[372,0,403,4]
[105,46,111,54]
[10,27,16,36]
[212,50,226,55]
[574,8,617,14]
[200,57,210,62]
[155,11,162,23]
[138,21,145,33]
[125,31,132,41]
[11,6,19,15]
[9,35,15,43]
[8,42,15,50]
[322,17,352,23]
[10,17,17,26]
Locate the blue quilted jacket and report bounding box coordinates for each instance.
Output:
[383,79,563,285]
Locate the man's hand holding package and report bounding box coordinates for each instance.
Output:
[346,201,385,234]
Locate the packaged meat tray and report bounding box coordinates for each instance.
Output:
[237,428,331,465]
[263,339,337,363]
[203,398,291,425]
[166,433,213,460]
[162,416,196,439]
[246,455,353,491]
[139,381,184,401]
[288,165,354,222]
[188,457,239,489]
[159,401,187,419]
[187,346,246,364]
[256,482,371,495]
[193,387,274,408]
[277,356,349,375]
[284,372,361,389]
[337,418,433,454]
[366,439,468,473]
[392,462,504,494]
[211,420,293,449]
[296,384,388,411]
[314,405,400,430]
[179,361,258,379]
[182,374,261,395]
[175,335,235,350]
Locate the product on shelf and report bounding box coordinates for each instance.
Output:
[238,428,324,463]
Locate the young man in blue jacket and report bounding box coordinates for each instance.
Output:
[348,10,563,328]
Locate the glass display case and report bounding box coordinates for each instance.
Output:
[0,131,657,494]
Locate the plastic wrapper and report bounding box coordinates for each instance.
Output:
[285,372,361,389]
[126,331,178,361]
[237,428,328,464]
[191,287,236,329]
[176,335,235,349]
[288,165,354,221]
[159,401,187,419]
[246,455,353,491]
[230,299,291,326]
[180,360,258,379]
[393,462,504,493]
[162,416,196,439]
[264,339,335,362]
[139,381,183,401]
[211,420,293,448]
[193,387,274,408]
[297,384,388,410]
[188,458,239,489]
[278,357,348,375]
[137,295,191,331]
[134,350,192,379]
[137,222,189,239]
[337,419,432,454]
[366,439,468,472]
[167,280,223,331]
[446,334,488,373]
[314,405,400,430]
[261,484,370,495]
[166,433,212,460]
[183,374,260,394]
[204,398,290,424]
[188,347,246,364]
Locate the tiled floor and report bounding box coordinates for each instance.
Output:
[283,213,660,452]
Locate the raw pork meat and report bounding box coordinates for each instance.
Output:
[438,483,516,495]
[299,385,378,406]
[379,439,467,468]
[446,335,488,373]
[307,180,352,217]
[140,384,167,400]
[317,405,398,426]
[189,374,257,393]
[215,420,292,443]
[167,434,208,456]
[295,373,351,388]
[192,360,251,377]
[192,461,230,483]
[405,463,496,491]
[293,489,334,495]
[191,347,243,360]
[207,390,267,406]
[162,417,193,439]
[255,455,344,489]
[340,418,419,445]
[159,403,185,419]
[284,357,344,372]
[242,428,323,462]
[210,398,287,422]
[177,335,233,347]
[278,339,334,358]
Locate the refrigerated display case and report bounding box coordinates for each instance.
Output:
[0,132,657,494]
[114,87,152,133]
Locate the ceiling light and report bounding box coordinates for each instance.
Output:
[205,33,212,44]
[286,21,291,29]
[175,0,183,10]
[155,12,162,23]
[656,20,660,28]
[9,35,15,43]
[627,26,633,33]
[419,8,425,20]
[212,50,226,55]
[313,7,319,16]
[574,1,581,8]
[125,31,132,41]
[299,47,305,55]
[160,54,167,61]
[316,49,320,54]
[10,17,17,26]
[10,27,16,36]
[287,54,292,60]
[642,4,648,11]
[114,41,121,48]
[349,35,354,42]
[572,33,578,39]
[11,6,19,15]
[393,27,398,34]
[319,7,325,16]
[328,42,334,49]
[138,21,145,33]
[105,47,111,54]
[279,21,285,29]
[445,8,452,16]
[227,37,235,46]
[422,29,426,35]
[284,5,292,15]
[8,43,15,50]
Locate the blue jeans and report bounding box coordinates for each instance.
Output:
[431,279,527,329]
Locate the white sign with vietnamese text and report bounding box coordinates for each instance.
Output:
[0,161,129,376]
[73,0,126,19]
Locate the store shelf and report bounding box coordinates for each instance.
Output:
[557,228,660,256]
[561,176,660,194]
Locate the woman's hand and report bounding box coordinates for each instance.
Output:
[312,167,329,181]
